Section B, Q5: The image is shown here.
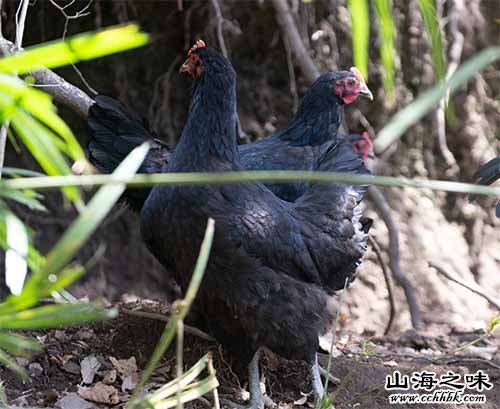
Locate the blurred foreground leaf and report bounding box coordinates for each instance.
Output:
[375,47,500,153]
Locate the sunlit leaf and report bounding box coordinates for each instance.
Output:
[0,24,148,75]
[0,303,116,329]
[5,213,28,296]
[374,0,395,99]
[348,0,370,79]
[0,331,41,356]
[418,0,446,81]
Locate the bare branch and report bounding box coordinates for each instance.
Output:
[121,307,216,342]
[0,38,93,118]
[210,0,228,58]
[369,236,396,335]
[368,186,424,330]
[428,261,500,311]
[271,0,320,84]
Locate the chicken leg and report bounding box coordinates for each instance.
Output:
[221,349,265,409]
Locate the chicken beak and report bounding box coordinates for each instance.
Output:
[179,58,190,74]
[358,82,373,100]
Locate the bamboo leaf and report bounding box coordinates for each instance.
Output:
[0,24,149,75]
[373,0,395,98]
[38,142,149,277]
[418,0,446,81]
[0,331,41,357]
[348,0,370,79]
[0,303,116,329]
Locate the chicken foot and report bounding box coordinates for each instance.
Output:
[221,349,276,409]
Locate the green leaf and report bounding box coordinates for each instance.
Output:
[0,188,46,211]
[0,144,149,314]
[0,24,149,75]
[373,0,395,99]
[0,331,41,357]
[133,219,215,398]
[348,0,370,79]
[0,303,116,329]
[39,142,150,276]
[2,167,45,177]
[374,47,500,153]
[0,348,26,378]
[0,74,84,161]
[418,0,446,81]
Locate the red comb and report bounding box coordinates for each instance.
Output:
[350,67,366,83]
[188,40,206,56]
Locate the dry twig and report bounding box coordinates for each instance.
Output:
[369,236,396,335]
[120,307,216,342]
[368,186,423,330]
[428,261,500,310]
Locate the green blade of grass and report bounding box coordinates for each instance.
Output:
[3,170,500,198]
[1,167,45,177]
[0,24,149,75]
[374,46,500,153]
[0,189,46,211]
[37,142,149,276]
[0,74,84,160]
[0,303,116,329]
[373,0,395,98]
[131,218,215,401]
[348,0,370,79]
[0,331,41,357]
[418,0,446,81]
[0,143,149,314]
[0,348,26,378]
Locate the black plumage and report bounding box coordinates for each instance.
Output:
[140,44,371,405]
[473,156,500,217]
[86,69,372,207]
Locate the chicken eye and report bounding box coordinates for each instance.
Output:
[348,78,355,86]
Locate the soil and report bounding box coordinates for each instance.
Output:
[3,297,500,409]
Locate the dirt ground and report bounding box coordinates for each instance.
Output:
[3,297,499,409]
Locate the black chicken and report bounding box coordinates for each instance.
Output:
[473,156,500,217]
[140,42,371,407]
[86,67,372,208]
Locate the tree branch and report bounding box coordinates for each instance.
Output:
[369,235,396,335]
[428,261,500,311]
[368,186,423,330]
[271,0,320,84]
[0,38,94,119]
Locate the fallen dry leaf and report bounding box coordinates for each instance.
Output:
[78,382,122,405]
[121,373,139,392]
[81,355,101,384]
[102,369,117,385]
[110,356,138,378]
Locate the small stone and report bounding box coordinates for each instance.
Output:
[56,393,96,409]
[15,357,29,368]
[62,360,81,375]
[28,362,43,377]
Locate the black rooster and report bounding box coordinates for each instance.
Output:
[473,156,500,217]
[86,67,372,208]
[140,42,371,407]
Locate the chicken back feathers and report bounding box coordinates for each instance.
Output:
[141,45,371,366]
